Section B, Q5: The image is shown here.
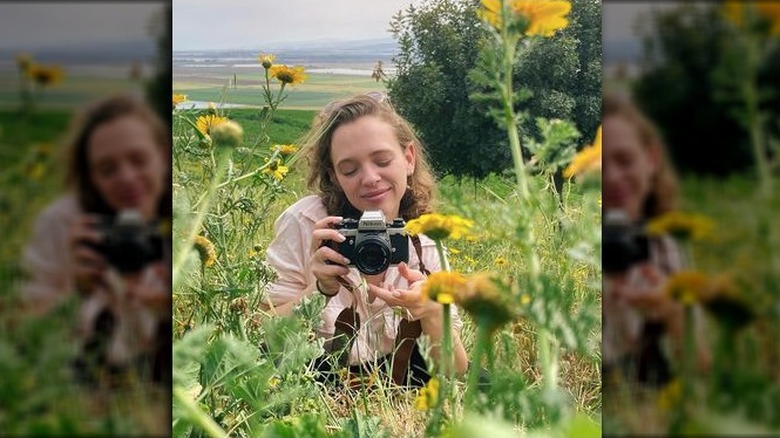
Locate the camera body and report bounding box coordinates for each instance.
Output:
[330,210,409,275]
[88,210,164,274]
[603,209,650,274]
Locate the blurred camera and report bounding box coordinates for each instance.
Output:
[329,210,409,275]
[88,210,164,274]
[603,209,650,274]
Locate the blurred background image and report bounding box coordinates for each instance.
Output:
[0,2,171,436]
[603,1,780,435]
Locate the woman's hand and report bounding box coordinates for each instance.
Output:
[69,214,107,294]
[614,263,682,328]
[367,262,438,321]
[310,216,352,296]
[126,261,170,311]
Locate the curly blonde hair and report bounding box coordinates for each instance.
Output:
[304,93,437,220]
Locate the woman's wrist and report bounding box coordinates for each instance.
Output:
[316,279,340,297]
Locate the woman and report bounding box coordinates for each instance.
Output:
[602,92,710,388]
[21,94,171,384]
[262,93,469,387]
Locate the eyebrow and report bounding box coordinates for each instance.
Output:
[334,148,395,168]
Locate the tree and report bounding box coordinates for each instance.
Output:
[388,0,601,179]
[632,4,780,176]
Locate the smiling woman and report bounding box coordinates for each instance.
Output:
[261,93,469,387]
[20,94,172,386]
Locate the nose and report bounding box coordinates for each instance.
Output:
[361,164,381,186]
[115,161,138,184]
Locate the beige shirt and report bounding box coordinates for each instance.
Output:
[265,195,462,365]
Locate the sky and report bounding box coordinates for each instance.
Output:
[0,2,164,50]
[173,0,417,51]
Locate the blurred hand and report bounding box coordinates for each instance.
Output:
[126,261,170,311]
[310,216,352,296]
[367,262,438,321]
[614,262,682,324]
[69,214,107,294]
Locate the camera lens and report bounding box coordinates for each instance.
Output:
[354,237,391,275]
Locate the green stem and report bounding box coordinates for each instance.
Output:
[435,240,450,272]
[538,328,557,393]
[465,324,490,409]
[173,386,228,438]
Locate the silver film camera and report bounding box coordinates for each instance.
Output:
[329,210,409,275]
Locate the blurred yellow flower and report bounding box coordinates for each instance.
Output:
[209,119,244,148]
[405,213,474,241]
[258,53,276,69]
[724,1,780,35]
[656,378,681,412]
[458,272,517,331]
[665,270,710,305]
[564,125,601,179]
[423,271,467,304]
[27,64,63,86]
[479,0,571,37]
[195,114,229,137]
[193,235,217,267]
[269,65,307,85]
[263,159,289,181]
[172,93,187,108]
[270,144,298,155]
[414,377,439,411]
[494,255,508,266]
[646,211,714,242]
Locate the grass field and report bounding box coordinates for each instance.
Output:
[174,66,385,110]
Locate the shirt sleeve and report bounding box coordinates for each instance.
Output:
[20,199,75,313]
[264,207,315,306]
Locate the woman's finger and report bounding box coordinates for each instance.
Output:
[397,262,424,283]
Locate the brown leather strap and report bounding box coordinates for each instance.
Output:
[332,306,360,369]
[391,317,423,385]
[410,235,430,275]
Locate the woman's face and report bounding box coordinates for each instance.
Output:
[603,114,657,221]
[330,115,415,220]
[87,115,166,220]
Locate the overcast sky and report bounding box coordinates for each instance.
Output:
[173,0,417,51]
[0,2,164,50]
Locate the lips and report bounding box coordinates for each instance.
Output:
[361,187,391,201]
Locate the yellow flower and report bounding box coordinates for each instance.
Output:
[656,378,681,412]
[479,0,571,37]
[422,271,467,304]
[665,270,710,305]
[269,65,307,85]
[193,235,217,267]
[564,125,601,179]
[27,64,64,86]
[267,375,281,389]
[195,114,229,137]
[700,274,755,331]
[404,213,474,241]
[448,247,461,255]
[414,377,439,411]
[724,1,780,35]
[458,272,517,331]
[646,211,714,242]
[270,144,298,155]
[209,120,244,148]
[494,256,508,267]
[263,159,289,181]
[258,53,276,69]
[172,93,188,108]
[520,293,531,305]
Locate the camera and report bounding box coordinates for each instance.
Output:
[603,209,650,274]
[327,210,409,275]
[87,209,165,274]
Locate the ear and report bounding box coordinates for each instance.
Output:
[404,142,416,175]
